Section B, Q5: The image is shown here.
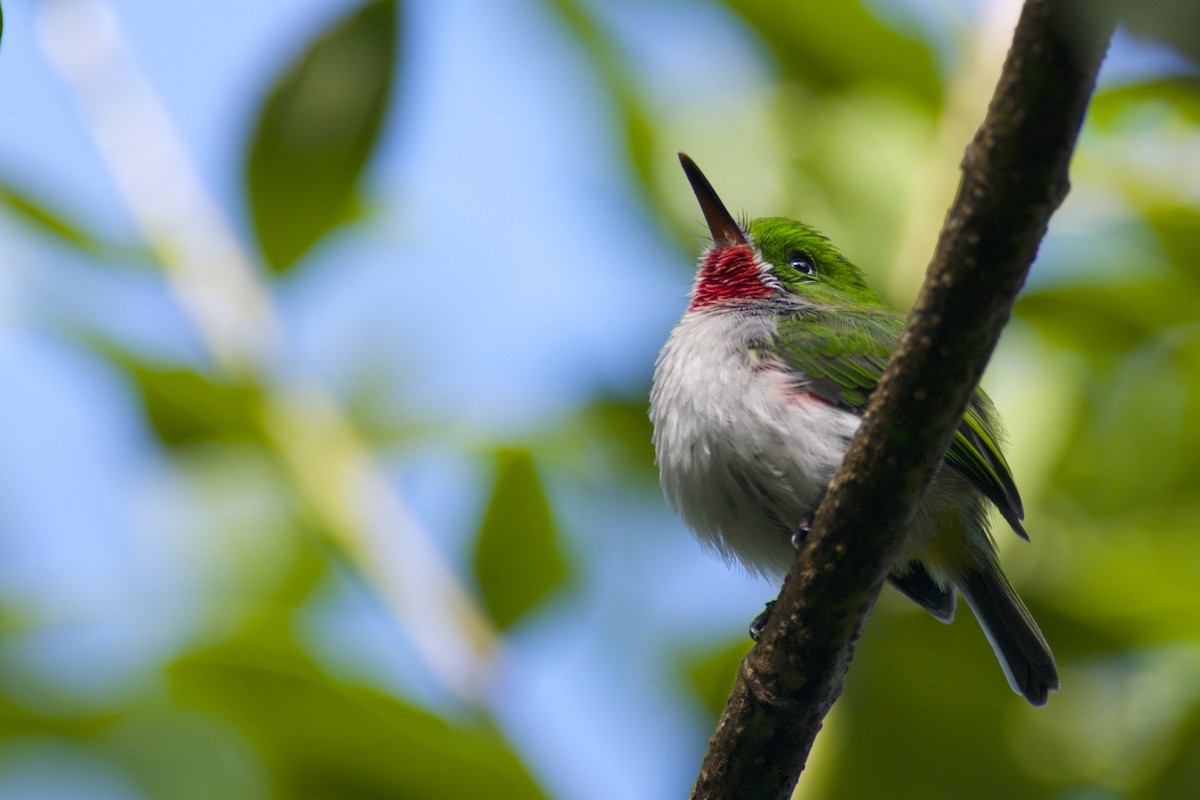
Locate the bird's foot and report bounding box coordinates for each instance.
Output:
[751,515,814,641]
[749,600,776,642]
[790,514,814,550]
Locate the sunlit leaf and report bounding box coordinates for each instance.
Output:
[473,448,569,630]
[1091,76,1200,128]
[245,0,398,273]
[724,0,942,108]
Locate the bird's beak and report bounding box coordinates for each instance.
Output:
[679,152,746,247]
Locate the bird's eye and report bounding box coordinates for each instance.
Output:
[787,251,817,277]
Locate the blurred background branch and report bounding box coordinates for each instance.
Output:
[37,0,498,703]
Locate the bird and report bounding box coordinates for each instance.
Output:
[649,152,1059,705]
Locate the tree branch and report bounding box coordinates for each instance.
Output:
[690,2,1120,798]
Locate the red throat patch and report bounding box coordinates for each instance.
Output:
[689,245,772,309]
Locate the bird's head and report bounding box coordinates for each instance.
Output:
[679,152,881,311]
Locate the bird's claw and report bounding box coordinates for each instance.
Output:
[749,600,776,641]
[751,516,813,640]
[791,514,813,550]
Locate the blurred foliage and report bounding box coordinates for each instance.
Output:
[0,182,109,259]
[1121,0,1200,65]
[726,0,943,108]
[246,0,398,273]
[679,638,751,719]
[131,365,266,447]
[171,627,545,799]
[473,449,569,630]
[3,0,1200,798]
[546,0,678,245]
[1089,75,1200,125]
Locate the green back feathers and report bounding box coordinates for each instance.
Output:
[752,216,1027,537]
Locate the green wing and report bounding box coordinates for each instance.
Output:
[771,309,1026,537]
[771,310,894,410]
[948,395,1027,538]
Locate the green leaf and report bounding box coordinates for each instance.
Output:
[0,183,100,254]
[1145,204,1200,280]
[0,694,117,742]
[105,709,272,800]
[583,395,658,486]
[1091,76,1200,128]
[128,365,264,447]
[473,449,569,630]
[0,181,150,265]
[724,0,942,108]
[245,0,398,273]
[679,638,752,719]
[171,629,546,800]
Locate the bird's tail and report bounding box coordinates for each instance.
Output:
[957,564,1059,706]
